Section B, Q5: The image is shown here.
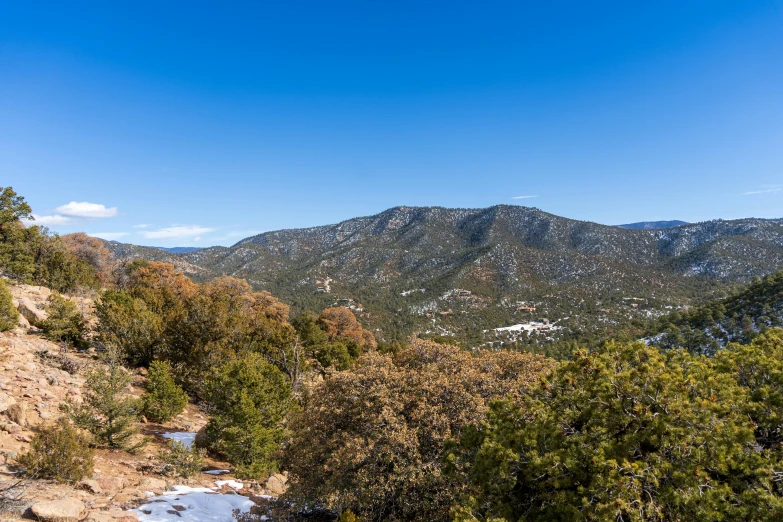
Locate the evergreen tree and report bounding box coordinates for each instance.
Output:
[143,360,188,423]
[63,350,144,451]
[204,353,291,478]
[40,293,87,347]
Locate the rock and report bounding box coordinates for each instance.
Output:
[6,402,29,427]
[17,298,47,325]
[194,426,208,449]
[110,488,143,504]
[138,477,167,493]
[265,474,287,496]
[1,421,22,434]
[30,498,86,522]
[84,510,139,522]
[95,476,127,494]
[0,392,17,413]
[79,479,103,494]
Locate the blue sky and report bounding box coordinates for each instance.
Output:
[1,1,782,246]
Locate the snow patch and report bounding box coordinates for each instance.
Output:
[162,432,196,449]
[134,484,257,522]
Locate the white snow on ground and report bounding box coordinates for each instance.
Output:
[215,480,243,490]
[162,432,196,448]
[134,484,258,522]
[492,322,561,333]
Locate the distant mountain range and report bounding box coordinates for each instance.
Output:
[102,205,783,342]
[618,220,689,230]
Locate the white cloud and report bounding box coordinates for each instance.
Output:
[24,214,72,226]
[55,201,118,218]
[132,224,150,229]
[141,225,215,239]
[742,188,781,195]
[89,232,129,241]
[511,195,538,200]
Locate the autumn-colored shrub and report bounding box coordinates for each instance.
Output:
[17,421,94,484]
[0,279,18,332]
[281,339,553,522]
[143,360,188,423]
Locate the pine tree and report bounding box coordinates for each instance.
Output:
[63,349,144,451]
[143,360,188,423]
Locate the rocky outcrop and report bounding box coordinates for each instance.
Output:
[30,498,86,522]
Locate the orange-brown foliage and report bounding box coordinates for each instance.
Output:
[282,339,554,522]
[318,307,376,350]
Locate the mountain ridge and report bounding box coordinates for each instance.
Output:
[101,205,783,342]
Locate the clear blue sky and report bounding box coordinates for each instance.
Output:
[2,1,782,246]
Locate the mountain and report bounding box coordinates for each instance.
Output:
[152,246,203,254]
[647,270,783,354]
[102,206,783,344]
[618,220,688,230]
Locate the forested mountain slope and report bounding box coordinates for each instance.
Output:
[648,270,783,354]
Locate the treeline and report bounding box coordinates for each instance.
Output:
[648,271,783,354]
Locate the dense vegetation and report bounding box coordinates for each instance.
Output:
[649,271,783,354]
[448,332,783,521]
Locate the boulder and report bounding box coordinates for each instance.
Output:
[265,474,287,496]
[79,478,103,494]
[30,498,86,522]
[7,402,30,427]
[138,477,167,493]
[95,476,127,494]
[194,426,208,449]
[17,298,46,325]
[0,392,17,413]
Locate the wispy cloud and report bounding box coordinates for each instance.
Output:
[742,188,781,195]
[24,214,72,226]
[141,225,215,239]
[132,224,150,229]
[511,195,538,200]
[90,232,129,241]
[55,201,118,218]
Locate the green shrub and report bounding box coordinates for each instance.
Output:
[158,440,205,478]
[339,511,361,522]
[449,342,782,521]
[63,351,145,451]
[205,353,291,479]
[40,293,86,347]
[0,279,18,332]
[143,360,188,423]
[17,421,94,484]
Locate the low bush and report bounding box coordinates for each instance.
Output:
[158,440,205,478]
[17,421,94,484]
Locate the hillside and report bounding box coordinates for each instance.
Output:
[618,220,688,230]
[648,270,783,354]
[103,206,783,343]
